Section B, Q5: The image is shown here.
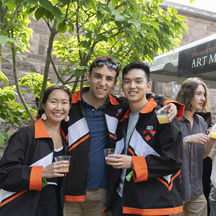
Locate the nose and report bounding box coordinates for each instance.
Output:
[129,81,136,88]
[100,77,106,86]
[201,94,206,101]
[55,103,62,110]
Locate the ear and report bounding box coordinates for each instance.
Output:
[42,103,45,111]
[113,78,117,87]
[87,72,91,82]
[147,81,152,92]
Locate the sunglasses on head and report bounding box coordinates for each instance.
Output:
[95,60,119,72]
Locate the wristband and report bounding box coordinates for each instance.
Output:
[184,136,190,144]
[42,177,47,187]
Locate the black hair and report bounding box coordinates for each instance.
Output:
[37,85,71,118]
[122,61,150,82]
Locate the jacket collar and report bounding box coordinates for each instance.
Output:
[139,98,158,114]
[34,118,50,139]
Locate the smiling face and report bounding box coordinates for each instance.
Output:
[87,65,117,102]
[122,68,151,104]
[42,89,70,123]
[191,84,206,112]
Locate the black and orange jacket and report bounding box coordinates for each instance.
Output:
[62,87,184,203]
[62,87,128,202]
[0,118,66,216]
[105,98,183,216]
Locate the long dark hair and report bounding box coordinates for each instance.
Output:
[176,77,209,112]
[37,85,71,118]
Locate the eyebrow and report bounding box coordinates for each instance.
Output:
[124,77,144,80]
[195,91,205,93]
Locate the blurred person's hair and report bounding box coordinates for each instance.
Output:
[176,77,209,112]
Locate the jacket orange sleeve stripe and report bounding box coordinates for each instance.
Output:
[123,205,183,215]
[163,100,185,120]
[0,191,26,207]
[64,195,85,202]
[29,166,43,191]
[132,156,148,182]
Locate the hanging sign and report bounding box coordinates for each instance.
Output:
[178,39,216,76]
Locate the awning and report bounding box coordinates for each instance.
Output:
[150,33,216,88]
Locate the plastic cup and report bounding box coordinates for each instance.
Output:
[210,123,216,139]
[104,148,115,160]
[54,155,71,172]
[210,131,216,139]
[156,111,170,124]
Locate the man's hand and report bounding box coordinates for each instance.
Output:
[156,103,177,122]
[105,154,132,169]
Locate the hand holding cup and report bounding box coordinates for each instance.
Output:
[156,110,170,124]
[54,155,71,172]
[104,148,115,160]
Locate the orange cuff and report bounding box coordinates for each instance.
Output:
[29,166,43,191]
[132,156,148,182]
[64,195,86,202]
[163,100,185,120]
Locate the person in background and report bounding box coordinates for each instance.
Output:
[0,85,71,216]
[197,112,213,216]
[176,77,216,216]
[62,56,184,216]
[208,121,216,216]
[105,61,184,216]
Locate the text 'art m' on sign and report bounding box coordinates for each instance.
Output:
[178,39,216,76]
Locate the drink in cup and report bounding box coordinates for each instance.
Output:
[210,131,216,139]
[210,123,216,139]
[104,148,115,160]
[54,155,71,172]
[156,111,170,124]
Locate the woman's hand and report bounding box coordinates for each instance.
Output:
[187,133,209,145]
[105,154,132,169]
[42,161,70,178]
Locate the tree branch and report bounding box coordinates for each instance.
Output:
[65,74,75,84]
[50,56,65,84]
[120,48,132,62]
[75,4,82,61]
[3,1,24,34]
[11,36,35,122]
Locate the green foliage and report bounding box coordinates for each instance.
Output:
[0,118,8,147]
[52,0,187,82]
[18,73,50,98]
[0,0,33,51]
[0,74,46,132]
[0,71,8,84]
[0,0,188,137]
